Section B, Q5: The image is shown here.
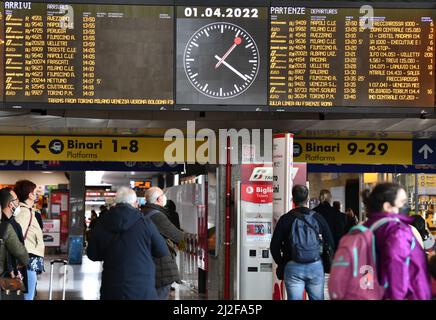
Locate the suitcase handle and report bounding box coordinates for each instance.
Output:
[50,259,68,265]
[49,260,68,300]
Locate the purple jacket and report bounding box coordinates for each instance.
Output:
[364,213,431,300]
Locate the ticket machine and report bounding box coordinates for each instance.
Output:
[236,170,273,300]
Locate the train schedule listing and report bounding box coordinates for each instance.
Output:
[269,6,435,108]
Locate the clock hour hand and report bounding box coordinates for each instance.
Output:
[214,55,247,81]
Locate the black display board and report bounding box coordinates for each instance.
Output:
[0,1,434,113]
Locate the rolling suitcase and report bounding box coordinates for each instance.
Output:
[49,259,68,300]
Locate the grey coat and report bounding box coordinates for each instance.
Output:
[0,222,29,276]
[142,204,184,288]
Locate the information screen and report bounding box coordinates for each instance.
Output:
[176,6,268,106]
[4,2,174,106]
[0,4,4,101]
[246,220,272,242]
[269,6,435,108]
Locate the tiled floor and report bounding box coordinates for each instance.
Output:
[35,255,205,300]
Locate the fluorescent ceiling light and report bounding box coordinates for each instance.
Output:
[86,171,105,185]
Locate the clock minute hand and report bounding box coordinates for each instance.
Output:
[214,55,247,81]
[215,37,242,69]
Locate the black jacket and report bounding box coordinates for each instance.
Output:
[313,202,346,250]
[87,203,169,300]
[270,207,334,266]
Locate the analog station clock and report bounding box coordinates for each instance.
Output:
[183,22,260,99]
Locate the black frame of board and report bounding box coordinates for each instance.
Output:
[0,0,435,115]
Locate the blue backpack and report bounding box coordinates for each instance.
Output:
[290,211,321,263]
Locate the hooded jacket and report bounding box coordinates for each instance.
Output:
[87,203,169,300]
[142,203,184,288]
[364,212,432,300]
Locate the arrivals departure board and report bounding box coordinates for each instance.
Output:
[176,6,268,106]
[0,2,435,111]
[4,2,174,106]
[269,7,435,108]
[0,5,4,101]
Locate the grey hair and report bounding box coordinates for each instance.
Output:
[145,187,164,204]
[115,186,137,206]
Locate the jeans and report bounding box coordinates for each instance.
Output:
[284,260,324,300]
[24,269,37,300]
[156,284,171,300]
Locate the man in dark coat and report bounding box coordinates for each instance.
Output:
[143,187,185,300]
[164,200,181,230]
[87,187,169,300]
[313,190,346,250]
[0,188,28,293]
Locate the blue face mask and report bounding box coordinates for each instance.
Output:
[398,206,411,215]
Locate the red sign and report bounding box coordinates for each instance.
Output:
[241,163,273,204]
[241,184,273,203]
[50,190,69,248]
[86,192,101,197]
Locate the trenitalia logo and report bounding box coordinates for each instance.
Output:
[249,167,273,182]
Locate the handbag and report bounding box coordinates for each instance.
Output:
[0,276,25,300]
[0,223,25,300]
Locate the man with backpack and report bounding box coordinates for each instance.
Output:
[270,185,334,300]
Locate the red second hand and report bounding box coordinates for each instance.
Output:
[215,37,242,69]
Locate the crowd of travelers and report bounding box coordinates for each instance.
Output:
[270,183,436,300]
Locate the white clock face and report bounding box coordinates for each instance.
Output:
[183,22,260,99]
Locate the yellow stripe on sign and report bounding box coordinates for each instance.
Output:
[24,136,210,162]
[0,136,24,160]
[293,140,412,165]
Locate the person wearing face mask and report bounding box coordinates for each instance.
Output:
[0,187,29,296]
[13,180,45,300]
[142,187,185,300]
[363,183,431,300]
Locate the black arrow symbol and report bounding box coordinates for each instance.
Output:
[31,139,46,154]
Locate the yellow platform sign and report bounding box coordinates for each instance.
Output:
[0,136,24,160]
[24,136,174,162]
[293,139,412,164]
[24,136,209,162]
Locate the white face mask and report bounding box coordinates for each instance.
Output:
[12,205,21,217]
